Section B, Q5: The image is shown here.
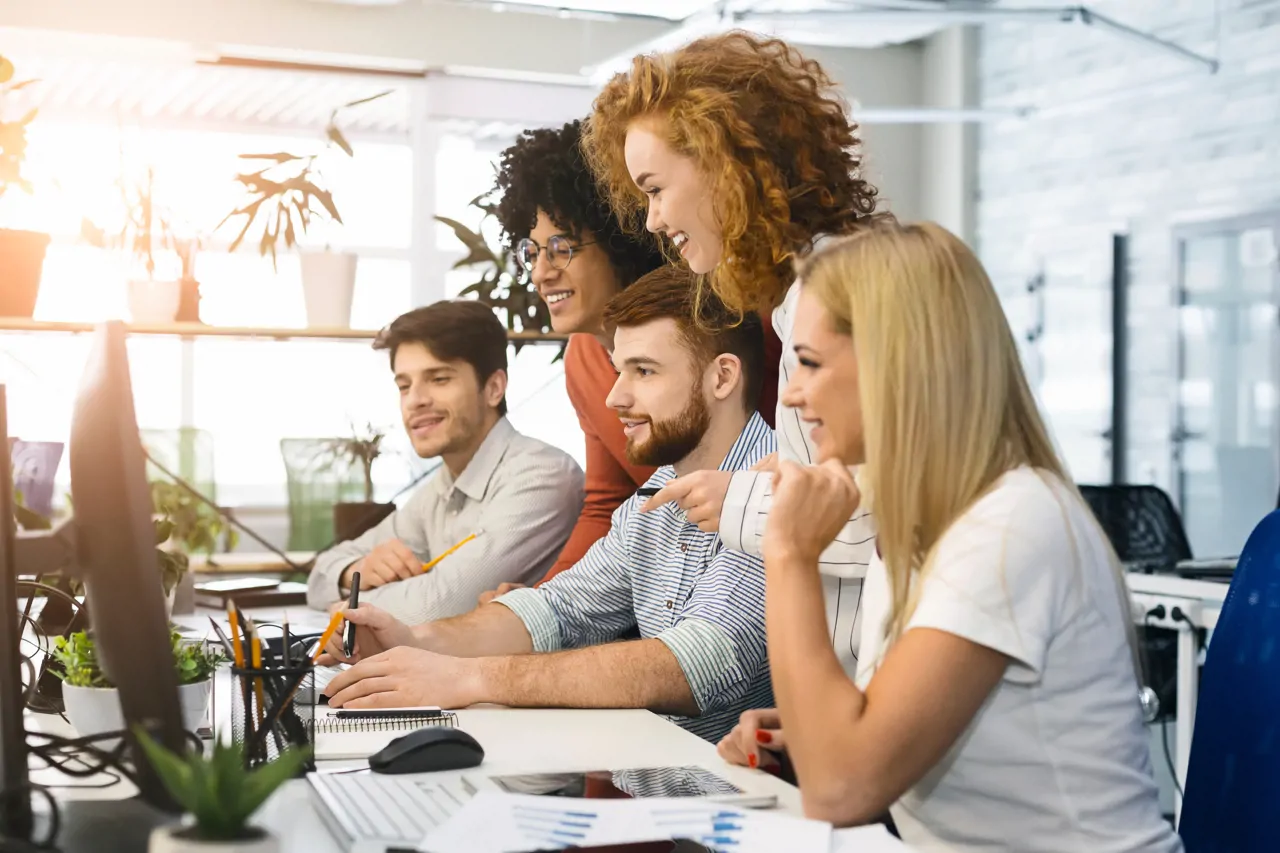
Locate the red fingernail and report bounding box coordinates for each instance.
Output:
[756,730,772,745]
[748,754,757,768]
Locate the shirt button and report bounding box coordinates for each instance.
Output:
[679,544,688,553]
[665,600,674,610]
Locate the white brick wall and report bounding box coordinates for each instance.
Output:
[977,0,1280,496]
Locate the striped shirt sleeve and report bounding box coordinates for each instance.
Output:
[655,547,769,715]
[496,501,637,652]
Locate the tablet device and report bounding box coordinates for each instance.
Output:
[466,766,776,809]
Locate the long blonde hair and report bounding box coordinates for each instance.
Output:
[801,221,1138,665]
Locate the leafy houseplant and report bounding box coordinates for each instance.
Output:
[152,480,240,598]
[81,166,186,322]
[50,630,224,743]
[218,91,391,329]
[137,732,309,853]
[0,53,50,319]
[326,423,394,543]
[435,192,556,355]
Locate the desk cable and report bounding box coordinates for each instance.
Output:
[1142,608,1184,799]
[142,450,440,573]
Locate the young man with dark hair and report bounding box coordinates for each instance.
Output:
[319,267,775,743]
[306,300,585,623]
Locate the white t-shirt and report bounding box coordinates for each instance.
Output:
[856,467,1182,853]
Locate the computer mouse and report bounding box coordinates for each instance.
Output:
[368,727,484,774]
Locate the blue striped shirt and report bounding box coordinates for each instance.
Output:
[498,412,776,743]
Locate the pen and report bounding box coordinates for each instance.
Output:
[207,617,236,659]
[637,486,661,497]
[344,571,360,658]
[282,611,291,668]
[421,533,477,574]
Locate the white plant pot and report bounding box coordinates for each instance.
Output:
[128,279,182,324]
[149,824,279,853]
[63,680,212,744]
[299,250,357,328]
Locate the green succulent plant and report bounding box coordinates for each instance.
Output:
[50,630,224,689]
[135,730,310,842]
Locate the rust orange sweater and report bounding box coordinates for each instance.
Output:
[541,328,782,582]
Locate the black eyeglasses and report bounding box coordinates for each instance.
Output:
[515,235,596,272]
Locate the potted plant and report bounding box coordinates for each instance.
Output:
[436,192,557,355]
[218,91,390,329]
[326,422,394,542]
[50,630,224,744]
[0,53,48,318]
[137,733,309,853]
[152,480,239,615]
[81,166,185,323]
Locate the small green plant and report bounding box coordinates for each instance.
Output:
[50,630,224,689]
[135,730,310,842]
[323,422,386,503]
[0,54,38,199]
[151,480,239,594]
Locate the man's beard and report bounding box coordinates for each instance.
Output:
[624,389,712,468]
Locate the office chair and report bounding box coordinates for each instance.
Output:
[1178,509,1280,852]
[1079,484,1193,571]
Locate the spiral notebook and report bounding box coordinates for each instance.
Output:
[313,708,458,761]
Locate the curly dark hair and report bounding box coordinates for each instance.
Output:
[582,31,881,318]
[495,119,666,288]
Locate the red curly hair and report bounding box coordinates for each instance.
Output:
[582,30,880,318]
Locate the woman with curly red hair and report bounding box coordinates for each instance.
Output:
[582,31,881,702]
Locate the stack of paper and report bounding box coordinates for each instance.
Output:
[419,792,833,852]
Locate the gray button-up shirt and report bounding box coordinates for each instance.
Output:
[306,418,584,624]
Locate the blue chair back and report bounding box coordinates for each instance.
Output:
[1179,509,1280,852]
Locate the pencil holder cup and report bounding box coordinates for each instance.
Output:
[230,664,316,770]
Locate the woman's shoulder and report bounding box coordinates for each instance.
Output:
[940,467,1095,561]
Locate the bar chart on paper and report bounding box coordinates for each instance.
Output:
[420,792,833,852]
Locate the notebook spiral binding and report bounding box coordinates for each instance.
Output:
[313,711,458,734]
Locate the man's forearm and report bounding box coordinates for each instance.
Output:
[473,638,700,715]
[412,603,535,658]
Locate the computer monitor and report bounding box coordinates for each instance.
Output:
[66,322,186,801]
[0,322,187,841]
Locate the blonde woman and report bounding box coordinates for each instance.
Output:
[721,221,1181,851]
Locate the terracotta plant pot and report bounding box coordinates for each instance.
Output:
[0,228,51,317]
[333,502,395,543]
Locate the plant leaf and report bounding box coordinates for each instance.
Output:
[310,187,341,224]
[238,152,302,163]
[134,729,203,815]
[340,89,393,110]
[0,57,12,85]
[325,125,353,157]
[237,747,311,819]
[9,79,38,93]
[17,108,37,126]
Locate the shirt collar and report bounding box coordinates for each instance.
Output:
[718,411,771,472]
[441,417,516,502]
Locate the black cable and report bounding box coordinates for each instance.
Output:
[142,448,438,570]
[1160,719,1184,798]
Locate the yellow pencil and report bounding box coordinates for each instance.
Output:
[248,621,265,733]
[226,603,245,668]
[421,533,478,574]
[311,610,346,664]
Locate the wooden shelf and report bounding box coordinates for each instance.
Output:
[0,317,569,343]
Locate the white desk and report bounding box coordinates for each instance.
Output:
[1126,571,1230,819]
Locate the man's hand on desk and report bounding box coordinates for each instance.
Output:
[340,539,420,591]
[324,646,481,710]
[316,604,417,665]
[477,582,526,606]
